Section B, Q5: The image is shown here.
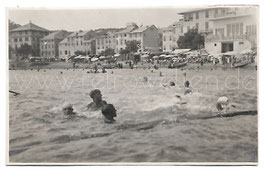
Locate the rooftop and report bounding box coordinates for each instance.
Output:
[10,22,49,32]
[130,25,157,33]
[41,30,69,40]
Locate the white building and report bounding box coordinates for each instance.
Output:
[58,30,95,59]
[162,21,183,52]
[205,6,258,54]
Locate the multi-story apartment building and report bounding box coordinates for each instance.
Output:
[114,23,139,53]
[127,25,160,53]
[58,30,96,60]
[9,22,49,57]
[178,7,215,35]
[40,30,71,59]
[205,6,258,54]
[95,29,121,55]
[162,21,183,52]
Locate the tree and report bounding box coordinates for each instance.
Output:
[16,44,33,58]
[8,20,21,31]
[177,28,205,50]
[100,48,115,56]
[120,40,140,54]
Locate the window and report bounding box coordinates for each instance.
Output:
[205,10,209,18]
[124,34,127,37]
[65,50,68,55]
[215,9,218,14]
[14,38,18,42]
[227,24,231,36]
[163,46,166,50]
[214,43,217,46]
[239,42,244,45]
[163,36,166,41]
[187,26,190,31]
[81,41,83,45]
[169,35,172,41]
[196,12,199,19]
[205,22,209,30]
[240,23,244,35]
[19,38,22,42]
[196,23,199,30]
[25,37,29,41]
[181,26,183,33]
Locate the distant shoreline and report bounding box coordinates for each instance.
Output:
[8,61,257,70]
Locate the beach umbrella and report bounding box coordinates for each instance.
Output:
[91,57,99,62]
[241,49,253,54]
[159,54,167,58]
[99,56,106,60]
[114,54,120,57]
[152,55,159,59]
[165,55,174,58]
[142,54,149,58]
[224,51,239,56]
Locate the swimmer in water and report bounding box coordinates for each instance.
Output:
[216,96,229,114]
[87,89,107,111]
[62,103,78,121]
[143,76,148,82]
[163,81,175,87]
[101,104,117,123]
[184,80,192,95]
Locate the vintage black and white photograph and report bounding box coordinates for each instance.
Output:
[7,5,258,165]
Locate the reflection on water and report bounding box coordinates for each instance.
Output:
[9,66,257,163]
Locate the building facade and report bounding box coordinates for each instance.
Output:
[95,29,121,55]
[114,23,139,53]
[40,30,71,59]
[162,22,183,52]
[204,6,258,54]
[9,22,49,57]
[58,30,96,59]
[127,25,160,53]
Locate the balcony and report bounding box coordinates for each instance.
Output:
[205,34,256,42]
[214,12,237,18]
[199,29,213,34]
[213,10,255,20]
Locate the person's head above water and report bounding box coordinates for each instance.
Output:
[89,89,102,103]
[184,80,190,88]
[101,104,117,123]
[62,103,74,115]
[170,81,175,86]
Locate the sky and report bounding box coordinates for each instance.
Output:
[7,8,187,31]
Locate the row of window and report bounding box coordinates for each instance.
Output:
[226,23,244,36]
[184,9,237,21]
[13,37,29,42]
[59,50,70,55]
[42,51,55,56]
[41,44,54,49]
[163,35,176,42]
[60,42,90,47]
